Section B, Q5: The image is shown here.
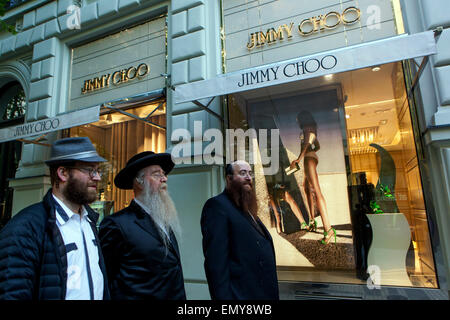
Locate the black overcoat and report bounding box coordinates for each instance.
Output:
[201,191,279,300]
[99,200,186,300]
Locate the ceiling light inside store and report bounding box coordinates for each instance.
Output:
[372,66,381,72]
[324,74,333,80]
[349,127,378,148]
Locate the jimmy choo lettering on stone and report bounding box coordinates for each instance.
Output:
[246,23,295,50]
[81,63,149,94]
[298,7,360,36]
[246,7,361,50]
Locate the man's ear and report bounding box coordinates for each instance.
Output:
[134,177,144,192]
[57,167,70,183]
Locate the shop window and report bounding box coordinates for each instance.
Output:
[68,99,166,225]
[0,81,26,123]
[227,61,438,288]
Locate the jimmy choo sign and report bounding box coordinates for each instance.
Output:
[81,63,149,94]
[174,31,436,104]
[0,105,100,143]
[246,7,361,50]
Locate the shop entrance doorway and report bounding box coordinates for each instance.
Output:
[0,138,22,229]
[0,81,26,228]
[68,95,166,226]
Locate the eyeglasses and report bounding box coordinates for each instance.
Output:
[150,172,167,180]
[65,166,103,178]
[237,170,254,178]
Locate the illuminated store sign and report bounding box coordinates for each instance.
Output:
[246,7,361,50]
[81,63,149,94]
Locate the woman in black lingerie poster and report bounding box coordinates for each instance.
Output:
[290,110,336,244]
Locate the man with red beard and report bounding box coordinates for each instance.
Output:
[0,137,110,299]
[99,151,186,300]
[201,160,279,300]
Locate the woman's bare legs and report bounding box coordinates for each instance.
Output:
[304,158,334,242]
[284,191,307,226]
[304,177,315,223]
[270,198,282,234]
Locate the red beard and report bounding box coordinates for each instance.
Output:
[227,178,258,219]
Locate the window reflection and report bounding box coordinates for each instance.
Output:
[0,82,26,122]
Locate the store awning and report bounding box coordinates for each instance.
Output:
[0,105,100,144]
[173,31,437,104]
[0,89,166,144]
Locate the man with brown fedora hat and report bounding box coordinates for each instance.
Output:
[99,151,186,300]
[0,137,110,300]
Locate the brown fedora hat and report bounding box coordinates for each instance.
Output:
[114,151,175,190]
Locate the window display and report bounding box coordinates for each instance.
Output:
[228,61,438,288]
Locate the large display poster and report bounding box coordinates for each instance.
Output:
[248,87,355,271]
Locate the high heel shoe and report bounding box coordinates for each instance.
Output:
[308,218,317,232]
[321,227,336,244]
[300,222,309,231]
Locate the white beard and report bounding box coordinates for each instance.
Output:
[136,179,181,251]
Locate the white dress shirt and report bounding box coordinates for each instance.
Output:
[53,194,104,300]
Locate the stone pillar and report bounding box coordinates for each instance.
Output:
[167,0,224,299]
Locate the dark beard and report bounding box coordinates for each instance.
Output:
[63,174,97,205]
[227,179,258,219]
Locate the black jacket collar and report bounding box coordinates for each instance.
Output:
[222,190,271,239]
[42,188,99,224]
[130,199,181,259]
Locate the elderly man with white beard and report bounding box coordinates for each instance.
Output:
[99,151,186,300]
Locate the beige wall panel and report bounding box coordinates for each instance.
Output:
[224,0,397,72]
[69,18,166,110]
[168,167,222,282]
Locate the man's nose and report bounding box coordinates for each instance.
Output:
[92,172,101,181]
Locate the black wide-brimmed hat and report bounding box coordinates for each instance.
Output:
[45,137,106,166]
[114,151,175,190]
